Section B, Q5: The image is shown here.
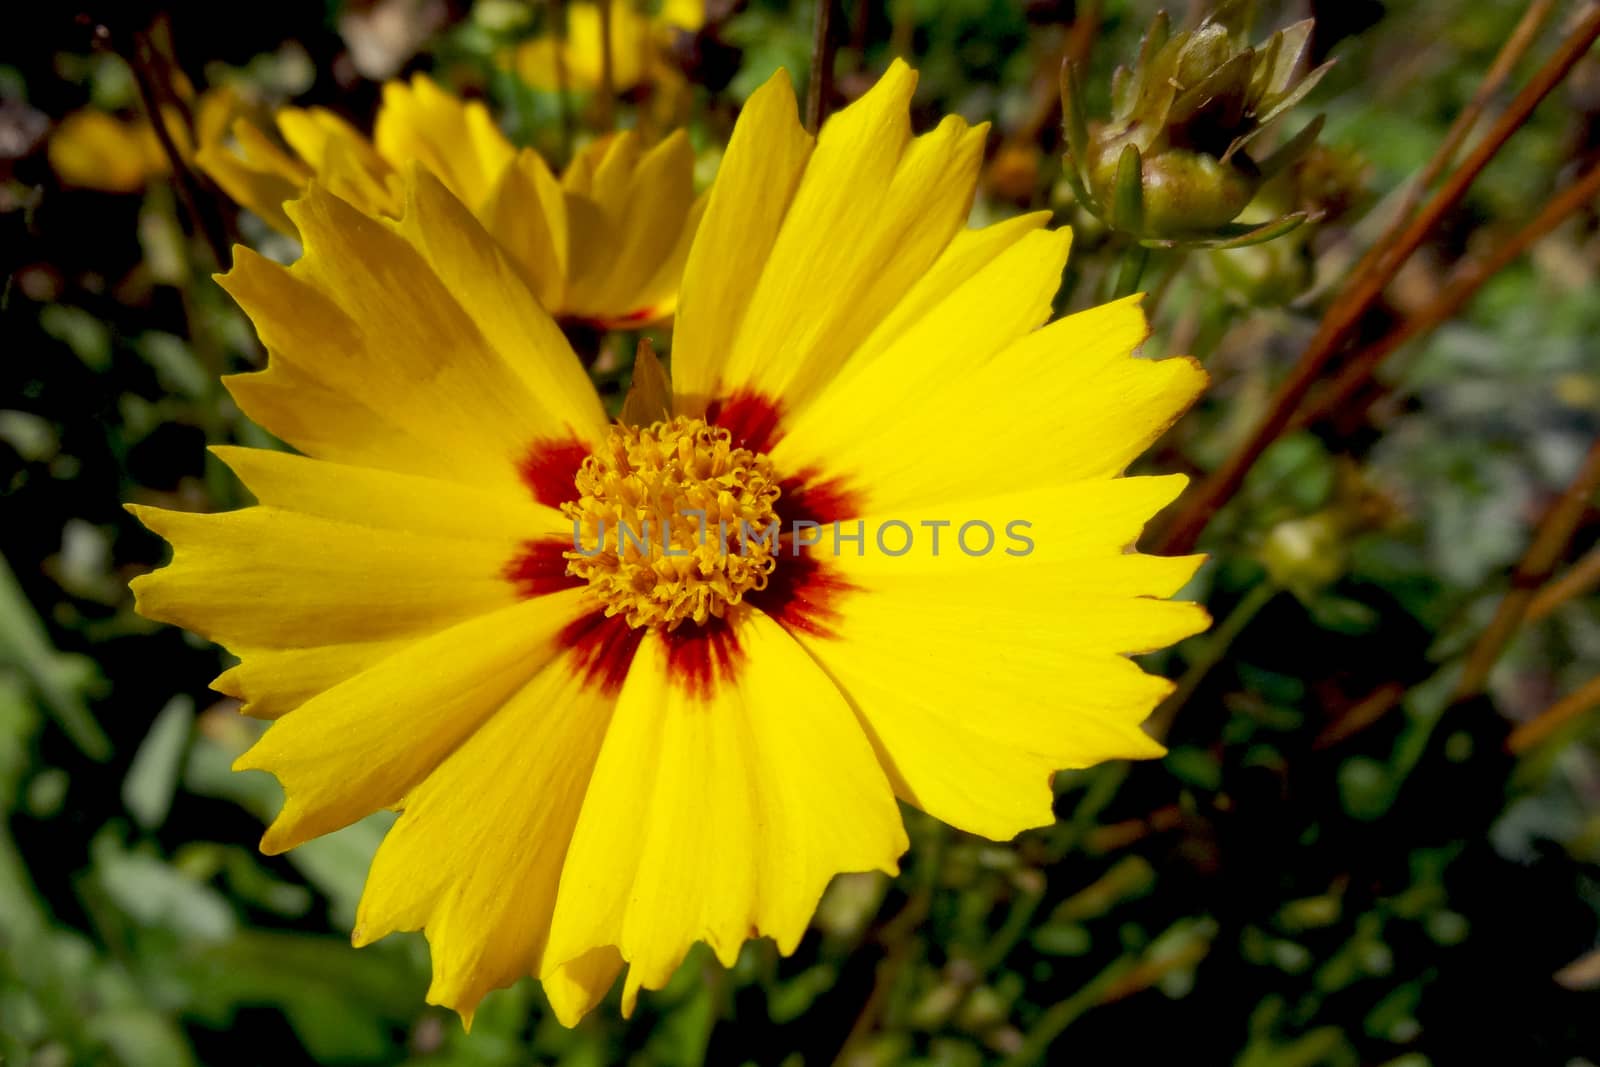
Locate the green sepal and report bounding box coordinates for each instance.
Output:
[1112,142,1145,234]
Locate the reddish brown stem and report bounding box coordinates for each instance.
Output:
[1528,545,1600,622]
[1391,0,1557,223]
[1508,674,1600,754]
[1455,436,1600,702]
[122,29,231,269]
[1293,158,1600,432]
[1152,5,1600,556]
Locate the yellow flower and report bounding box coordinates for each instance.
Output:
[50,87,239,193]
[507,0,703,95]
[197,73,702,326]
[128,61,1208,1025]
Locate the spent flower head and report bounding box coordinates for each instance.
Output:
[1061,0,1334,248]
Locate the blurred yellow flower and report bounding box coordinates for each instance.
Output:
[507,0,703,95]
[197,73,702,326]
[129,61,1205,1025]
[49,87,239,194]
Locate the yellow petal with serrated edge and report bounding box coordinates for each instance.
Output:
[720,63,988,414]
[352,646,618,1021]
[544,609,905,1016]
[213,640,410,720]
[235,588,591,854]
[391,166,608,433]
[770,225,1072,478]
[126,504,523,649]
[195,118,310,235]
[779,477,1207,841]
[778,296,1206,514]
[373,75,516,211]
[671,70,814,414]
[219,178,604,490]
[210,446,565,543]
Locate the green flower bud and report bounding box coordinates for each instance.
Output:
[1061,2,1334,247]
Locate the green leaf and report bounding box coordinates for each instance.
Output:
[122,696,194,831]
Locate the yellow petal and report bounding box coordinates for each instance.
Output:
[213,640,410,720]
[783,534,1199,843]
[776,296,1207,514]
[126,503,525,649]
[373,75,516,212]
[210,445,565,542]
[719,62,988,413]
[390,166,609,437]
[276,107,397,216]
[510,3,652,93]
[769,225,1072,478]
[222,360,473,482]
[627,189,708,327]
[767,476,1205,840]
[219,178,604,491]
[195,117,309,235]
[483,148,571,309]
[353,644,619,1019]
[236,588,591,853]
[671,70,814,414]
[847,209,1053,369]
[563,131,697,323]
[543,947,626,1027]
[544,609,905,1014]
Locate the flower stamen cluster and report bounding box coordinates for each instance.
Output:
[563,416,782,629]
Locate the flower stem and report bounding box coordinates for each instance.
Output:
[806,0,835,133]
[1455,435,1600,702]
[1111,242,1150,299]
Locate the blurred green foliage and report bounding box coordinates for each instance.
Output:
[3,0,1600,1063]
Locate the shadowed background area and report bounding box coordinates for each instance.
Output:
[2,0,1599,1063]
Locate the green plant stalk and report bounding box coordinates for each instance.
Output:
[1147,581,1278,741]
[1112,243,1152,299]
[1002,954,1139,1066]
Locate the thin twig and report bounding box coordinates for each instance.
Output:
[1293,158,1600,432]
[1390,0,1557,224]
[1152,5,1600,556]
[1528,545,1600,622]
[1455,436,1600,702]
[1312,681,1407,750]
[122,29,231,269]
[806,0,835,133]
[1508,674,1600,753]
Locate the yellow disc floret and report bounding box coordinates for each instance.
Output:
[563,416,783,630]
